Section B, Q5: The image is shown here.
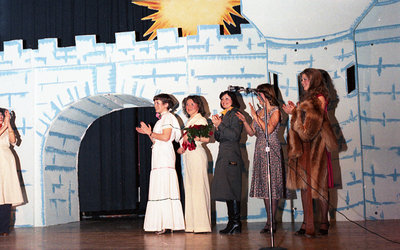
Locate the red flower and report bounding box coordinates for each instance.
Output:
[182,123,213,151]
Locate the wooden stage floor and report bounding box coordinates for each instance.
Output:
[1,218,399,249]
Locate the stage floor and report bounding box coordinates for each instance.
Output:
[1,218,399,249]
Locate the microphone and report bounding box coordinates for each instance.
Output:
[228,85,260,95]
[245,88,258,94]
[228,85,246,92]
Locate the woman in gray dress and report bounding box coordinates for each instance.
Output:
[211,91,244,234]
[237,84,283,233]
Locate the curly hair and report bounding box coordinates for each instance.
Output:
[182,95,206,118]
[219,91,240,109]
[300,68,329,102]
[153,93,176,110]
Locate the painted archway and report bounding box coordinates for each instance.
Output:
[42,94,152,225]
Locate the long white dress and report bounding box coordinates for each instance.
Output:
[0,129,23,206]
[143,111,185,232]
[181,113,211,233]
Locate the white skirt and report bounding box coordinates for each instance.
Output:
[143,167,185,232]
[0,146,23,206]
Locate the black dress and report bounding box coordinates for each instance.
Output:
[211,108,244,201]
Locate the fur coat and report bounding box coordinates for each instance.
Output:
[286,96,338,200]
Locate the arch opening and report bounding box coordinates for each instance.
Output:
[42,94,153,226]
[78,106,157,220]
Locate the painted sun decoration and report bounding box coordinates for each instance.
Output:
[133,0,243,40]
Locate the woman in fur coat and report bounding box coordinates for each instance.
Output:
[282,68,337,237]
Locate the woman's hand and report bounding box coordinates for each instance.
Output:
[237,110,256,136]
[136,121,152,136]
[235,112,246,123]
[211,114,222,128]
[4,110,11,127]
[177,147,186,154]
[249,103,257,118]
[282,101,296,115]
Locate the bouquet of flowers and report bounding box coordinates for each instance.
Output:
[182,124,213,151]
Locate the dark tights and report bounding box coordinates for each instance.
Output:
[263,199,278,227]
[300,189,329,230]
[0,204,11,234]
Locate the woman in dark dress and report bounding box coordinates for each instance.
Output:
[211,91,244,234]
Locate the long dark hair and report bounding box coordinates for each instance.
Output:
[256,83,279,107]
[300,68,329,101]
[182,95,206,118]
[219,91,240,109]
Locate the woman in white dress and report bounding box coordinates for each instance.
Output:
[0,109,23,236]
[136,94,185,234]
[177,95,211,233]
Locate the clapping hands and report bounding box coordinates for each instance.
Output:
[282,101,296,115]
[136,122,152,136]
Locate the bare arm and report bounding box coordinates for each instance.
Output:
[317,95,327,110]
[136,121,173,142]
[255,109,280,135]
[236,111,255,136]
[151,127,172,142]
[2,111,16,144]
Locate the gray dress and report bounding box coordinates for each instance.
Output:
[249,107,283,199]
[211,108,244,201]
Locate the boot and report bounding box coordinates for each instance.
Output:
[220,200,241,234]
[219,200,234,234]
[230,200,242,234]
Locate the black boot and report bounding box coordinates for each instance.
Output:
[230,200,242,234]
[219,200,234,234]
[220,200,241,234]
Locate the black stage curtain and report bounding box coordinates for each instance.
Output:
[78,107,157,214]
[0,0,247,51]
[0,0,154,51]
[136,107,158,212]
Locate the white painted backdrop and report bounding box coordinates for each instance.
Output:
[0,0,398,227]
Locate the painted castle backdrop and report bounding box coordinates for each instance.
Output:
[0,0,399,226]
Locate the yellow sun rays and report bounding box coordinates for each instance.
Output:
[133,0,243,40]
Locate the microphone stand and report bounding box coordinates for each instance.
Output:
[255,91,286,250]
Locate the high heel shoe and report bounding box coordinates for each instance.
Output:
[260,223,276,234]
[155,229,171,235]
[220,221,241,234]
[318,222,330,235]
[294,222,306,236]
